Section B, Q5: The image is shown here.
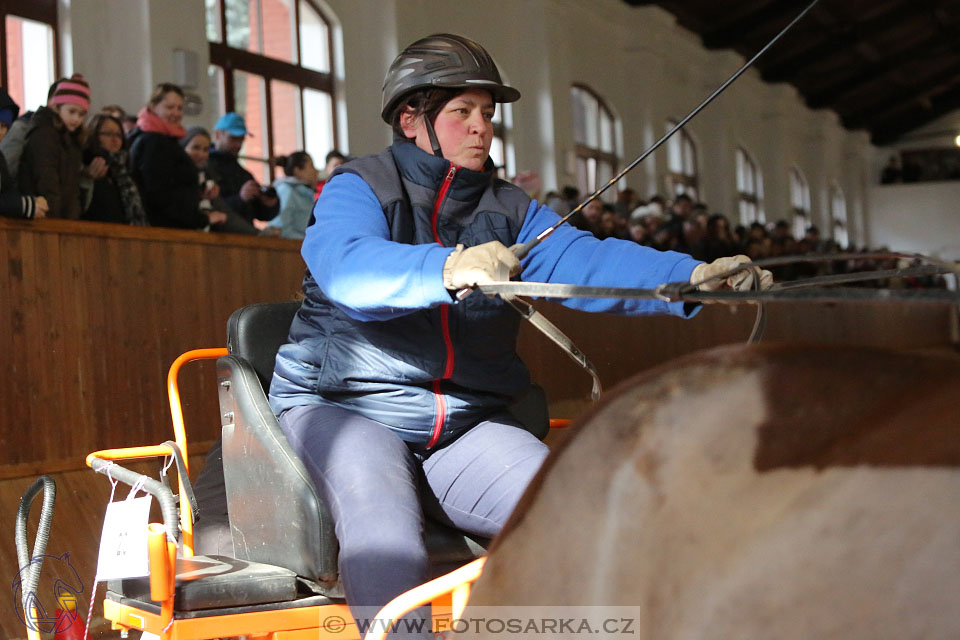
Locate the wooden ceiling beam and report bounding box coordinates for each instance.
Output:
[805,40,958,109]
[842,63,960,129]
[760,2,929,84]
[870,83,960,144]
[701,0,816,49]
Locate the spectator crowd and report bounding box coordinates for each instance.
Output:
[0,75,345,241]
[534,184,947,288]
[0,75,947,290]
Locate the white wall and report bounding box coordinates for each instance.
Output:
[867,182,960,260]
[61,0,899,250]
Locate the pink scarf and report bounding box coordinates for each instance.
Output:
[136,107,187,139]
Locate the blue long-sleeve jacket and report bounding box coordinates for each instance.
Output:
[270,141,701,448]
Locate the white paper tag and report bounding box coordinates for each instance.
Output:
[96,496,152,581]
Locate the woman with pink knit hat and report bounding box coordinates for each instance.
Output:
[17,73,91,219]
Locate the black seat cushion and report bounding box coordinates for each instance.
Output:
[109,555,299,612]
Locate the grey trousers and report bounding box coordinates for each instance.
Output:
[278,402,549,634]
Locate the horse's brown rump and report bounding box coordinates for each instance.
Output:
[464,344,960,639]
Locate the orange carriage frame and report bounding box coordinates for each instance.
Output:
[83,348,568,640]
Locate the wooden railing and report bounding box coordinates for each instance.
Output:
[0,218,305,478]
[1,216,955,477]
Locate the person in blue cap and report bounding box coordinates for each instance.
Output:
[206,112,279,227]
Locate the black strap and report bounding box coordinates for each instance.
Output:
[161,440,201,525]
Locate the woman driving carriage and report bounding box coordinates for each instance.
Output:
[268,33,771,634]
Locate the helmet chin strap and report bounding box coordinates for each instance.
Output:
[424,117,444,158]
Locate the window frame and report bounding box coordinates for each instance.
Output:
[0,0,60,106]
[789,166,811,240]
[736,146,763,225]
[665,118,698,200]
[207,0,337,180]
[830,182,849,248]
[489,101,514,179]
[571,83,618,201]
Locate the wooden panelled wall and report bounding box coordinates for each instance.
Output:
[0,218,306,479]
[1,216,956,479]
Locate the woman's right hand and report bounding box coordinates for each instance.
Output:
[206,210,228,226]
[202,181,220,200]
[442,241,521,289]
[33,196,49,219]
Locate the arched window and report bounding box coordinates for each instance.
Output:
[665,119,698,200]
[1,0,59,112]
[571,84,617,200]
[206,0,338,182]
[789,167,811,240]
[736,147,763,224]
[830,183,848,248]
[489,101,514,179]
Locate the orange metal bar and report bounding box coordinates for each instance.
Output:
[549,418,572,429]
[103,599,359,639]
[26,605,41,640]
[165,347,228,557]
[85,444,178,468]
[148,524,172,602]
[363,557,487,640]
[166,347,229,467]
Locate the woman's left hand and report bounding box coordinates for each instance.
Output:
[691,255,773,291]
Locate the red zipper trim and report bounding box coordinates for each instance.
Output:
[431,164,457,244]
[427,379,446,449]
[427,163,458,449]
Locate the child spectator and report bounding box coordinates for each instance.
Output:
[100,104,126,120]
[80,114,148,225]
[128,83,224,229]
[180,125,255,234]
[17,74,94,219]
[268,151,319,239]
[0,88,47,219]
[314,149,345,198]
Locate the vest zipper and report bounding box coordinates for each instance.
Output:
[427,163,458,449]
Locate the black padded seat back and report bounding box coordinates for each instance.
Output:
[226,300,302,392]
[217,352,341,595]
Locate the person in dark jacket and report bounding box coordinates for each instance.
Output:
[207,112,279,227]
[80,114,148,225]
[17,74,93,219]
[268,34,773,636]
[0,88,47,219]
[180,125,255,234]
[128,83,225,230]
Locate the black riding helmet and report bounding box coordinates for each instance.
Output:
[381,34,520,159]
[381,34,520,123]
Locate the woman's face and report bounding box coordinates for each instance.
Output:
[152,91,184,126]
[97,118,124,154]
[184,134,211,168]
[293,155,319,186]
[401,89,495,172]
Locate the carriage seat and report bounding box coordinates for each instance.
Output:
[211,300,542,598]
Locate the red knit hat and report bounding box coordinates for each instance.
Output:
[51,73,90,111]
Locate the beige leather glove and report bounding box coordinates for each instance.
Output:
[691,255,774,291]
[442,241,521,290]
